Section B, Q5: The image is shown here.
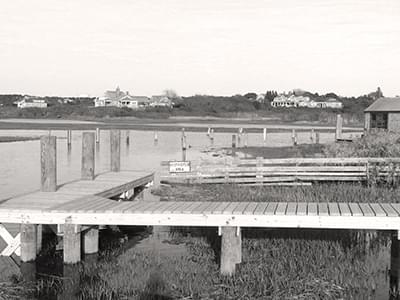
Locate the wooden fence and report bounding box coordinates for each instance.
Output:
[161,157,400,185]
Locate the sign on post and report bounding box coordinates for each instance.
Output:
[169,161,191,173]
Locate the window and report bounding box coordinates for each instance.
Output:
[370,113,388,129]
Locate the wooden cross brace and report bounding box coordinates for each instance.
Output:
[0,224,21,257]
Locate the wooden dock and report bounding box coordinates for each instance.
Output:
[3,129,400,291]
[161,157,400,185]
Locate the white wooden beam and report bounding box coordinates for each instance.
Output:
[0,224,20,257]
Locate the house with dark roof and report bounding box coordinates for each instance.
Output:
[364,97,400,131]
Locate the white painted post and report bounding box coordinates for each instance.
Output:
[263,128,267,146]
[95,128,100,144]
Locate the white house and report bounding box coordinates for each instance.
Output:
[271,95,311,108]
[313,98,343,109]
[94,87,150,109]
[150,95,173,108]
[16,97,47,108]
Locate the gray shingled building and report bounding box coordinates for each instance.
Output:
[364,97,400,131]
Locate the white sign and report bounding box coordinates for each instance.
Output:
[169,161,191,173]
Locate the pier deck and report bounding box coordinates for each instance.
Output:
[1,200,400,231]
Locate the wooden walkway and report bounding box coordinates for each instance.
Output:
[1,200,400,231]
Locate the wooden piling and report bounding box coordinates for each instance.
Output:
[64,220,81,264]
[81,132,95,180]
[315,132,320,144]
[220,226,241,276]
[390,231,400,292]
[292,129,297,146]
[36,224,42,254]
[67,130,72,146]
[83,227,99,255]
[125,130,130,146]
[181,134,187,161]
[310,128,315,143]
[263,128,267,145]
[335,114,343,141]
[20,224,37,262]
[41,135,57,192]
[110,130,121,172]
[95,128,100,143]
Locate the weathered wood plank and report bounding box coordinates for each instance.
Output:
[369,203,387,217]
[253,202,269,215]
[243,202,258,215]
[296,203,307,216]
[328,203,340,216]
[222,202,241,215]
[380,203,399,217]
[275,203,287,215]
[338,203,351,216]
[348,203,363,216]
[264,202,278,215]
[318,203,329,216]
[286,202,297,215]
[233,202,249,214]
[359,203,375,217]
[307,203,318,216]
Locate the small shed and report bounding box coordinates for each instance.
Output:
[364,97,400,131]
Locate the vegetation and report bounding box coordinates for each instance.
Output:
[0,89,380,126]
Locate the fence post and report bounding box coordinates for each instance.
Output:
[110,130,121,172]
[256,157,263,181]
[210,129,214,147]
[41,135,57,192]
[335,114,343,141]
[315,132,320,144]
[244,131,248,148]
[81,132,95,180]
[154,131,158,144]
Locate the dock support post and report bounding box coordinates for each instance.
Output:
[36,224,42,254]
[110,130,121,172]
[154,131,158,145]
[21,224,37,263]
[67,130,72,147]
[263,128,267,146]
[390,230,400,293]
[125,130,130,146]
[95,128,100,144]
[181,128,187,161]
[64,220,81,264]
[292,129,297,146]
[83,227,99,255]
[41,135,57,192]
[310,128,315,143]
[220,226,241,276]
[81,132,95,180]
[315,131,320,144]
[335,114,343,141]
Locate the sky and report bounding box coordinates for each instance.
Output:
[0,0,399,97]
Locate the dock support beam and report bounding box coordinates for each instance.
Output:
[110,130,121,172]
[64,221,81,264]
[220,226,242,276]
[83,226,99,255]
[390,230,400,294]
[81,132,95,180]
[41,135,57,192]
[20,224,37,262]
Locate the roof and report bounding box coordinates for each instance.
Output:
[365,97,400,112]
